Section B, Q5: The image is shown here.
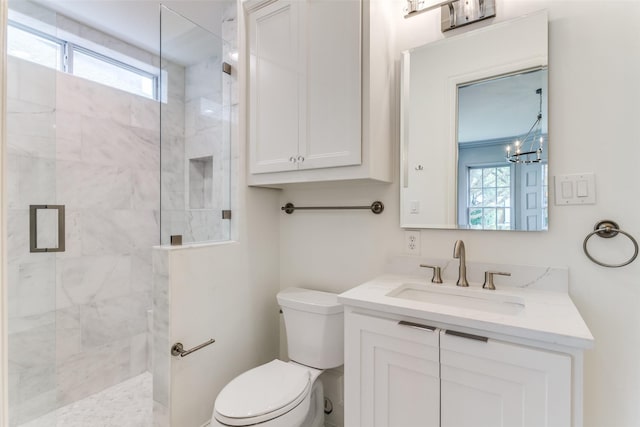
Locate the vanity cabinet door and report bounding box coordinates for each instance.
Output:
[440,330,571,427]
[345,312,440,427]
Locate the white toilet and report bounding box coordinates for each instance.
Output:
[210,287,344,427]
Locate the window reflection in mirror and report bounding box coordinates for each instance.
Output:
[456,69,548,230]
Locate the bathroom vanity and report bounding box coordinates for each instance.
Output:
[339,268,593,427]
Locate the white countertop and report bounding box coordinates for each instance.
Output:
[338,274,594,349]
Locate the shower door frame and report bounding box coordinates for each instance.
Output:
[1,0,9,425]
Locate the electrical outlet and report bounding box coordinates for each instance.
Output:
[404,230,421,255]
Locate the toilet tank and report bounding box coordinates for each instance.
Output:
[277,287,344,369]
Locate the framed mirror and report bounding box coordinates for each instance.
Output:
[400,11,548,231]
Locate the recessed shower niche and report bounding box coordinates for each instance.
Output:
[189,155,214,209]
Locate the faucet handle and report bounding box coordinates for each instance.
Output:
[483,271,511,290]
[420,264,443,284]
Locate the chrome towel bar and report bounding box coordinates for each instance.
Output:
[171,339,215,357]
[583,220,638,268]
[281,201,384,215]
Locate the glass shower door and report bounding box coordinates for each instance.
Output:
[160,5,232,246]
[6,1,59,425]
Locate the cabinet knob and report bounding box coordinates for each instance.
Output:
[297,155,305,163]
[482,271,511,290]
[289,156,297,163]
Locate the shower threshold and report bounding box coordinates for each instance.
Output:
[19,372,152,427]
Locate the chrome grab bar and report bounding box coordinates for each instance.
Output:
[171,339,215,357]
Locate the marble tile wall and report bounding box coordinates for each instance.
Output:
[151,249,170,427]
[160,61,186,245]
[7,54,163,425]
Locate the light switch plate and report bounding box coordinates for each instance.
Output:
[554,173,596,205]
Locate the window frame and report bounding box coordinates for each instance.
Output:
[466,163,514,230]
[8,19,160,101]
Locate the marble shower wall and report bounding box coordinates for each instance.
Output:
[53,68,160,405]
[184,51,232,243]
[6,54,165,425]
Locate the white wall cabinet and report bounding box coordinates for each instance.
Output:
[245,0,394,186]
[247,0,300,174]
[345,310,573,427]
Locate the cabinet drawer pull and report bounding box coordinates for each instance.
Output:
[398,320,436,331]
[445,329,488,342]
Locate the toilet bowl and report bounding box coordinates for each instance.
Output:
[211,360,324,427]
[211,288,343,427]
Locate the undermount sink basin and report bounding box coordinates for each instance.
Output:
[386,283,525,315]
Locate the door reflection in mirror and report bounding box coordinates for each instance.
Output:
[456,68,548,230]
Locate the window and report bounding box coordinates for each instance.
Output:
[72,48,157,100]
[7,20,159,100]
[468,165,512,230]
[7,22,63,70]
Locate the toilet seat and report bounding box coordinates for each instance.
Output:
[213,360,313,426]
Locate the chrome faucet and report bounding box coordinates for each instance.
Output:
[453,240,469,287]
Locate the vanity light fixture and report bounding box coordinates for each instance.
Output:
[404,0,496,32]
[506,88,544,164]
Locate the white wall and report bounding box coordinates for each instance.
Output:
[280,1,640,426]
[164,188,281,426]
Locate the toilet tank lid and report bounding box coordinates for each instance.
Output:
[277,287,343,314]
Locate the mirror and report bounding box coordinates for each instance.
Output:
[400,11,548,231]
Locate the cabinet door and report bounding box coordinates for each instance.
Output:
[440,330,571,427]
[248,1,300,173]
[301,0,362,170]
[345,312,440,427]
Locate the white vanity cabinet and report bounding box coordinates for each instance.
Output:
[345,309,574,427]
[345,312,440,427]
[440,330,571,427]
[245,0,394,186]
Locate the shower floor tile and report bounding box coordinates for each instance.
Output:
[19,372,152,427]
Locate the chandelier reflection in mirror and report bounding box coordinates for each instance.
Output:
[505,88,544,164]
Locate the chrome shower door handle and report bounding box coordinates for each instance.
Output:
[29,205,65,253]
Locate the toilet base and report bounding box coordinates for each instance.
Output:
[300,379,324,427]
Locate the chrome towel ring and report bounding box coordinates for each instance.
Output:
[583,220,638,268]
